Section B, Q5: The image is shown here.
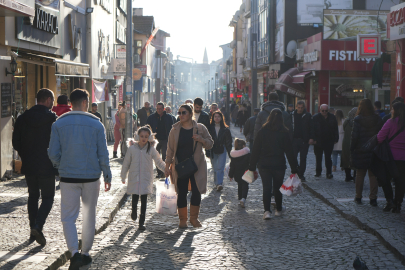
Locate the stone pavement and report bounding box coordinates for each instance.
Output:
[0,143,127,270]
[58,125,404,269]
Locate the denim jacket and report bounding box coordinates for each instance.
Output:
[48,111,112,183]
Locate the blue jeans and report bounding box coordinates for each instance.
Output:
[332,150,341,167]
[212,147,227,186]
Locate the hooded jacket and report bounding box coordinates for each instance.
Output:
[121,140,166,195]
[254,100,292,140]
[228,147,251,183]
[350,114,383,169]
[12,105,58,176]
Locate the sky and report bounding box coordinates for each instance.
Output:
[135,0,242,64]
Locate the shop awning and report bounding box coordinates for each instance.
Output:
[16,52,90,77]
[275,67,306,98]
[292,71,312,84]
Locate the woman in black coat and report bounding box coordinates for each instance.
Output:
[350,99,383,206]
[207,111,233,191]
[249,108,298,220]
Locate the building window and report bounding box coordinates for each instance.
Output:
[135,40,142,55]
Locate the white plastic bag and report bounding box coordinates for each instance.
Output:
[224,162,230,180]
[242,170,259,184]
[280,174,302,196]
[156,178,178,215]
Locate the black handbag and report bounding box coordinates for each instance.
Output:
[360,134,378,152]
[175,130,199,179]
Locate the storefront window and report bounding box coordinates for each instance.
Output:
[14,61,26,113]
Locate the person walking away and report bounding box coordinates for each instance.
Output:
[312,104,339,179]
[374,101,386,118]
[229,139,251,207]
[351,99,383,206]
[209,103,219,120]
[291,100,313,182]
[236,104,249,133]
[89,103,102,122]
[207,111,232,191]
[165,104,213,228]
[383,97,404,124]
[137,101,153,127]
[52,94,71,116]
[377,102,405,213]
[113,103,123,158]
[119,102,127,157]
[230,101,236,120]
[244,108,260,150]
[254,92,292,140]
[193,97,211,128]
[12,88,57,246]
[332,110,345,172]
[147,102,174,178]
[48,89,112,269]
[231,104,239,126]
[121,125,166,230]
[249,108,298,220]
[341,107,357,182]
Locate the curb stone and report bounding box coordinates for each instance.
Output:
[302,182,405,266]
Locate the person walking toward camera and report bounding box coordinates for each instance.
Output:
[332,110,345,172]
[312,104,339,179]
[207,110,232,191]
[121,125,166,230]
[165,104,213,228]
[249,109,298,220]
[48,89,112,270]
[229,139,251,208]
[351,99,382,206]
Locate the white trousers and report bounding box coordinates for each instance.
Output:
[60,180,100,254]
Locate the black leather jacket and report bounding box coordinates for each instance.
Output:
[207,125,232,158]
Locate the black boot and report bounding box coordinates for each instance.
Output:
[392,201,401,213]
[131,196,138,221]
[113,151,118,158]
[369,199,378,207]
[139,214,146,230]
[344,168,354,182]
[383,200,395,212]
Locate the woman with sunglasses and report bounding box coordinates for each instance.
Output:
[206,111,233,191]
[165,104,213,228]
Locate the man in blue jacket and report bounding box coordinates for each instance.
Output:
[48,89,112,270]
[147,102,174,177]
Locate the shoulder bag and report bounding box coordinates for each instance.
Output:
[175,129,199,179]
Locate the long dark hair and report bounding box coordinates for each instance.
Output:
[210,110,228,128]
[335,109,344,125]
[356,99,374,117]
[137,125,153,153]
[392,102,405,130]
[262,108,288,132]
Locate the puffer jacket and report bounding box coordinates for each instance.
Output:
[350,114,383,169]
[121,140,166,195]
[229,147,251,183]
[207,125,233,158]
[254,100,292,140]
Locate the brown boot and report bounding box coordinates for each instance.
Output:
[189,205,202,228]
[178,207,188,228]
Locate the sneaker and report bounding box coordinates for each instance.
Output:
[81,254,92,266]
[263,211,271,220]
[69,253,83,270]
[240,198,246,208]
[275,209,282,216]
[31,228,46,246]
[217,185,223,191]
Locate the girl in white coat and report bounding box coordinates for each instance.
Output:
[121,125,166,230]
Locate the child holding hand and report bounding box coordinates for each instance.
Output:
[121,125,166,230]
[229,139,251,208]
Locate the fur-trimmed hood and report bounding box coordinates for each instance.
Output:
[127,138,157,148]
[230,147,250,158]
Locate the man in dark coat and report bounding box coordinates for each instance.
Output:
[12,88,57,246]
[147,102,174,177]
[137,101,154,127]
[193,97,211,128]
[291,101,313,181]
[243,108,260,150]
[254,92,292,140]
[312,104,339,179]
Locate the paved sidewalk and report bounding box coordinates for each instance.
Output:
[57,125,404,269]
[0,143,127,270]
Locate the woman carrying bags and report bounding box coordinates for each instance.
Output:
[377,102,405,213]
[165,104,213,228]
[207,110,233,191]
[249,108,298,220]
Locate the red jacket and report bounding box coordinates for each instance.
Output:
[52,104,71,116]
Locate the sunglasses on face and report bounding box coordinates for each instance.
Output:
[177,111,188,115]
[322,110,328,112]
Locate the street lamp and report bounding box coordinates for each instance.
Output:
[226,59,231,115]
[5,58,17,77]
[215,72,218,103]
